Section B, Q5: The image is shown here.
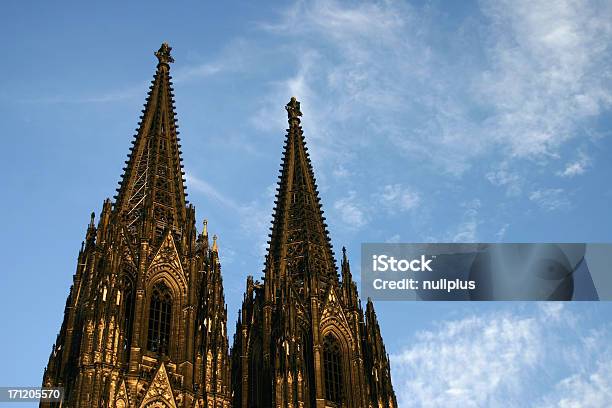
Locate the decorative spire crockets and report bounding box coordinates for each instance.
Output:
[266,97,336,282]
[231,97,397,408]
[114,42,187,241]
[43,44,233,408]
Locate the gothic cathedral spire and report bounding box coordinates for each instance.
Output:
[114,42,188,244]
[267,97,337,286]
[232,98,397,408]
[42,44,232,408]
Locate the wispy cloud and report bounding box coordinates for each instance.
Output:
[538,302,565,321]
[378,184,421,214]
[477,0,612,157]
[529,188,571,211]
[495,223,510,241]
[558,151,592,178]
[254,0,612,217]
[391,304,612,407]
[448,199,482,242]
[333,190,368,229]
[19,43,239,105]
[186,172,272,256]
[540,357,612,408]
[486,164,523,196]
[391,312,542,407]
[186,172,241,211]
[173,61,223,83]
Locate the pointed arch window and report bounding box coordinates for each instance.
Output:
[323,334,344,404]
[147,282,172,355]
[122,277,135,357]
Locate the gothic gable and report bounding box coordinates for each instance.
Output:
[114,379,130,408]
[147,230,188,295]
[138,363,177,408]
[320,285,353,346]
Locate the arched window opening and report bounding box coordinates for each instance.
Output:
[323,334,343,404]
[147,282,172,356]
[122,278,135,357]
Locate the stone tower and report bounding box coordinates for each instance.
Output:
[42,43,232,408]
[231,98,397,408]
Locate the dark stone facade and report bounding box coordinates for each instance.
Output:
[43,44,396,408]
[42,44,231,408]
[231,98,396,408]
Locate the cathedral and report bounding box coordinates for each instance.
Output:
[42,44,396,408]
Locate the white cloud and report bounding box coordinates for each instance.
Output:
[529,188,571,211]
[447,199,481,242]
[558,151,592,178]
[495,223,510,241]
[333,190,367,229]
[486,165,523,196]
[478,0,612,158]
[391,306,612,408]
[538,302,564,321]
[250,50,318,134]
[539,357,612,408]
[391,313,542,407]
[379,184,421,213]
[255,0,612,180]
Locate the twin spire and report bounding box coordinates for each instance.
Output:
[114,43,187,239]
[267,96,336,280]
[115,44,332,274]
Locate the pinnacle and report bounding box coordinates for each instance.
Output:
[155,42,174,65]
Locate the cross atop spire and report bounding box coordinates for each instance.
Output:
[155,42,174,65]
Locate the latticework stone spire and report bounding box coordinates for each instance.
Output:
[267,97,337,287]
[42,44,231,408]
[114,42,188,245]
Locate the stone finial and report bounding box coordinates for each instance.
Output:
[285,96,302,122]
[155,42,174,65]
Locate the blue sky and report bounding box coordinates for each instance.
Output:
[2,0,612,406]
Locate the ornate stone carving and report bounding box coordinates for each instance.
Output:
[139,363,177,408]
[155,43,174,65]
[42,44,232,408]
